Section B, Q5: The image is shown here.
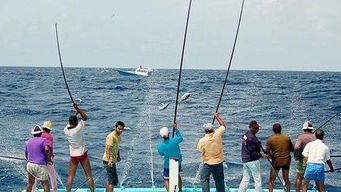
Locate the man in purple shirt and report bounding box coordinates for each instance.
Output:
[25,125,52,192]
[238,120,268,192]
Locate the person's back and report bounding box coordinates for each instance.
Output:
[64,119,86,156]
[198,125,225,164]
[241,130,262,163]
[267,133,293,166]
[26,137,48,165]
[158,129,183,168]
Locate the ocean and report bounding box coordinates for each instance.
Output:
[0,67,340,191]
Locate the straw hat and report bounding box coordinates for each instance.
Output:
[42,121,53,130]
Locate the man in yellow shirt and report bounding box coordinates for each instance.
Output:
[197,112,226,192]
[103,121,125,192]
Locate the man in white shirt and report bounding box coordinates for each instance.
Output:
[64,103,94,192]
[302,129,334,192]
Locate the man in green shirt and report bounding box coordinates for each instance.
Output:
[103,121,125,192]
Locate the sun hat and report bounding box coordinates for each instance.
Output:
[160,127,169,137]
[31,125,43,135]
[203,123,214,132]
[42,121,53,130]
[302,121,313,130]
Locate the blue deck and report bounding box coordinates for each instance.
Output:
[21,187,317,192]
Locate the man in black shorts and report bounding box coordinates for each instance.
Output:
[265,123,294,192]
[102,121,125,192]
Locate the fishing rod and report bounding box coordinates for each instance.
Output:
[72,166,107,192]
[173,0,193,137]
[0,155,26,161]
[331,155,341,158]
[325,168,341,173]
[260,145,288,192]
[212,0,246,124]
[55,23,75,104]
[313,111,341,133]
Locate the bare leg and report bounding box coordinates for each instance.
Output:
[178,175,182,192]
[31,178,37,192]
[296,172,304,192]
[66,160,78,192]
[315,181,326,192]
[106,183,114,192]
[268,168,278,192]
[26,172,35,192]
[80,157,95,192]
[282,169,291,192]
[41,180,50,192]
[164,180,170,191]
[302,179,310,192]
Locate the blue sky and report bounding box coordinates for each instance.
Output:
[1,0,340,71]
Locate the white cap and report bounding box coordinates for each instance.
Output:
[31,125,43,135]
[302,121,314,130]
[203,123,214,131]
[160,127,169,137]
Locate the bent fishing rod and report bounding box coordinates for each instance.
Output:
[260,145,288,192]
[313,110,341,133]
[212,0,246,124]
[55,23,75,104]
[173,0,193,137]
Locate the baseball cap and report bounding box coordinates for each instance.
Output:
[160,127,169,137]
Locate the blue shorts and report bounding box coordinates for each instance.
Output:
[163,166,182,180]
[304,163,325,182]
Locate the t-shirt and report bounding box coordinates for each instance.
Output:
[294,132,315,160]
[25,137,48,165]
[266,133,294,166]
[102,131,121,162]
[241,130,262,162]
[197,126,226,165]
[41,132,54,154]
[158,129,183,169]
[64,120,87,157]
[302,139,330,164]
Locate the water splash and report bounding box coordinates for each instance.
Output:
[192,163,203,187]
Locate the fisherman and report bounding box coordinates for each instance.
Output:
[265,123,294,192]
[197,112,226,192]
[25,125,52,192]
[302,129,334,192]
[102,121,125,192]
[31,121,58,192]
[238,120,269,192]
[294,121,316,192]
[64,103,95,192]
[157,122,183,192]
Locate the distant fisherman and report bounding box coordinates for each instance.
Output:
[64,103,95,192]
[197,112,226,192]
[265,123,294,192]
[294,121,315,192]
[238,120,269,192]
[25,125,52,192]
[302,129,334,192]
[32,121,58,192]
[103,121,125,192]
[158,122,183,191]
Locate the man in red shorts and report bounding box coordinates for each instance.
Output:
[64,103,94,192]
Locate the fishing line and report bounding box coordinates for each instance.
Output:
[325,168,341,173]
[72,166,107,192]
[260,145,288,192]
[173,0,193,137]
[313,110,341,133]
[55,23,75,104]
[212,0,245,124]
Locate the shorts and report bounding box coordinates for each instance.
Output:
[296,160,307,174]
[273,164,290,170]
[304,163,325,182]
[27,162,48,181]
[163,166,182,180]
[70,152,88,163]
[103,161,118,185]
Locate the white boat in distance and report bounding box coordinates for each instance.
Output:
[117,66,152,77]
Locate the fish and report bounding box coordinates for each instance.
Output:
[179,93,191,103]
[75,98,82,104]
[159,103,169,110]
